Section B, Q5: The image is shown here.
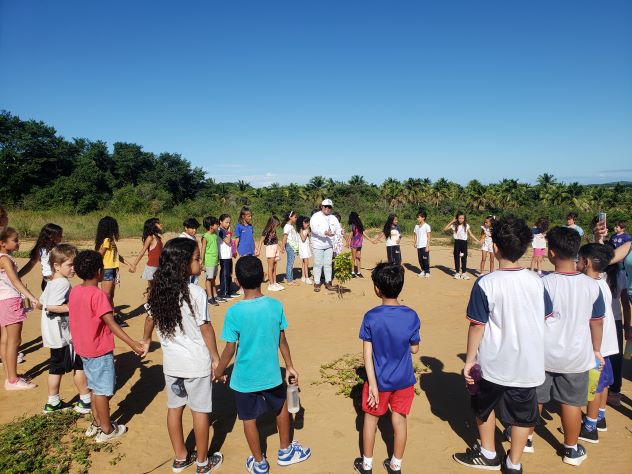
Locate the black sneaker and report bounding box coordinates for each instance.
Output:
[42,400,71,414]
[578,424,599,444]
[502,455,522,474]
[503,426,534,453]
[596,417,607,432]
[208,297,220,306]
[383,458,401,473]
[215,295,227,302]
[353,458,372,474]
[453,444,501,470]
[562,444,587,466]
[172,451,197,473]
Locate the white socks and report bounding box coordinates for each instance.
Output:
[362,456,373,470]
[564,443,578,451]
[506,457,521,470]
[80,392,91,404]
[48,394,61,406]
[390,456,402,470]
[480,446,496,460]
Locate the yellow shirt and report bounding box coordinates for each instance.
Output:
[101,238,119,269]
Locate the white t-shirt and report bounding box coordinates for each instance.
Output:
[217,228,232,260]
[414,223,431,248]
[283,223,299,249]
[156,284,212,378]
[309,212,340,250]
[596,277,618,357]
[532,232,547,249]
[179,232,196,241]
[467,268,550,387]
[386,227,401,247]
[40,249,53,278]
[542,272,605,373]
[454,224,470,241]
[40,278,72,348]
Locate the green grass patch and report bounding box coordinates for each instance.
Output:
[0,411,123,474]
[314,353,428,398]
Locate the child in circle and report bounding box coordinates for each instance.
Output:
[258,216,284,292]
[348,212,375,278]
[234,206,257,257]
[201,216,221,306]
[143,238,223,473]
[382,214,401,265]
[413,210,431,278]
[280,211,300,286]
[296,216,313,284]
[217,214,238,299]
[479,216,495,274]
[444,212,479,280]
[530,217,549,276]
[129,217,163,283]
[18,223,63,291]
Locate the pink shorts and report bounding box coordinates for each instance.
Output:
[533,248,546,257]
[0,297,27,327]
[265,244,279,259]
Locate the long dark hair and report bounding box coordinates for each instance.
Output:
[296,215,309,232]
[147,238,197,340]
[281,211,296,227]
[95,216,120,250]
[383,214,398,239]
[535,217,549,233]
[453,211,467,231]
[142,218,162,243]
[348,212,364,234]
[261,215,280,237]
[30,223,63,260]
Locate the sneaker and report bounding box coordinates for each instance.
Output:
[5,377,36,391]
[229,292,242,298]
[453,444,501,470]
[607,391,621,407]
[351,272,357,278]
[267,284,279,292]
[503,426,534,453]
[502,454,523,474]
[172,451,197,473]
[425,273,431,278]
[418,271,425,278]
[196,452,223,473]
[273,283,285,291]
[85,423,100,437]
[382,459,401,473]
[563,444,587,466]
[462,273,471,280]
[277,440,311,466]
[597,417,607,432]
[43,400,71,414]
[353,458,372,474]
[74,400,92,415]
[95,423,127,443]
[578,425,599,444]
[208,297,220,306]
[454,273,462,279]
[215,295,227,302]
[246,455,269,474]
[356,273,364,278]
[305,278,314,284]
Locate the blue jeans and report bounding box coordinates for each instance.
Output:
[285,244,297,282]
[312,246,333,283]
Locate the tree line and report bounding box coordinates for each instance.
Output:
[1,110,630,230]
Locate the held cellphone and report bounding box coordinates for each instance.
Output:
[598,211,606,227]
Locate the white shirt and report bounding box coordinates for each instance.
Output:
[179,232,196,241]
[40,278,72,348]
[386,227,401,247]
[454,224,470,240]
[156,284,212,378]
[532,232,547,249]
[414,223,431,248]
[542,272,605,373]
[467,268,549,387]
[40,249,52,278]
[309,212,340,250]
[217,228,232,260]
[596,277,618,357]
[283,223,299,248]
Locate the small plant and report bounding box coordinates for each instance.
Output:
[333,251,353,297]
[0,411,123,474]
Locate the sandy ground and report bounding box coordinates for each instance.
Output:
[1,237,631,474]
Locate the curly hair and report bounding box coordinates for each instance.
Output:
[142,217,162,243]
[491,216,532,262]
[95,216,120,250]
[30,223,63,260]
[147,238,197,340]
[74,250,104,280]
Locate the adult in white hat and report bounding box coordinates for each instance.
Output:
[309,199,340,292]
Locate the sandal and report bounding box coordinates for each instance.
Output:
[313,284,321,292]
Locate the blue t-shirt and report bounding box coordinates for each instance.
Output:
[611,233,631,249]
[359,305,421,392]
[234,223,255,256]
[221,296,288,392]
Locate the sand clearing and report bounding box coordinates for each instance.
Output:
[2,237,631,473]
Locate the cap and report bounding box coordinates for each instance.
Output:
[321,199,333,207]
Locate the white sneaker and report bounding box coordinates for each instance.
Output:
[85,423,100,437]
[4,377,36,391]
[267,284,279,292]
[418,271,425,278]
[425,273,431,278]
[454,273,461,279]
[462,274,471,280]
[275,283,285,291]
[305,278,313,285]
[95,423,127,443]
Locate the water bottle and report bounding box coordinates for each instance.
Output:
[287,377,300,414]
[467,364,482,396]
[587,359,601,402]
[624,340,632,361]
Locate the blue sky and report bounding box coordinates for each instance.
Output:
[1,1,631,187]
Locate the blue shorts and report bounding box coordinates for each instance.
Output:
[596,357,614,394]
[81,352,116,396]
[234,384,286,420]
[102,268,118,282]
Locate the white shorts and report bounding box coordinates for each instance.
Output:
[205,265,218,279]
[265,244,279,259]
[481,241,494,253]
[299,246,311,260]
[164,374,213,413]
[141,266,158,280]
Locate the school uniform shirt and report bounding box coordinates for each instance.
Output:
[234,223,255,255]
[596,277,619,357]
[217,228,232,260]
[385,226,401,246]
[68,285,114,358]
[155,284,212,378]
[453,224,470,241]
[414,223,431,249]
[467,268,551,387]
[541,272,605,373]
[359,305,421,392]
[40,278,71,348]
[221,296,288,393]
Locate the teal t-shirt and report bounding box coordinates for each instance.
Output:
[221,296,288,392]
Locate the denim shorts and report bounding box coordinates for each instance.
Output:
[102,268,118,282]
[81,352,116,396]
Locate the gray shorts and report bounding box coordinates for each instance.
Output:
[142,265,157,280]
[205,266,218,279]
[164,374,213,413]
[536,371,589,407]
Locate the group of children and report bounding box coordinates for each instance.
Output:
[1,203,631,474]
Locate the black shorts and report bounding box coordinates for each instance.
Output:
[234,384,286,420]
[471,379,539,427]
[49,346,83,375]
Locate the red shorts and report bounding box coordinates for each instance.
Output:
[361,382,415,416]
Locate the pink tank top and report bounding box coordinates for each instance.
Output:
[0,253,21,300]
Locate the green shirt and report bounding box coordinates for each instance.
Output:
[202,231,219,267]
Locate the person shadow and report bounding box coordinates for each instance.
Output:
[433,265,456,277]
[403,263,422,275]
[350,367,395,458]
[19,335,42,356]
[115,303,147,324]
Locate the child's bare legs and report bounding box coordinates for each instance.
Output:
[302,259,310,279]
[356,249,362,274]
[1,322,22,380]
[362,412,379,458]
[205,277,217,299]
[477,411,496,454]
[48,374,62,396]
[391,411,407,459]
[267,258,275,285]
[599,388,608,410]
[244,420,265,462]
[276,400,291,450]
[489,253,495,272]
[560,404,581,445]
[586,390,606,420]
[167,406,188,460]
[509,426,530,465]
[480,251,487,274]
[101,280,115,307]
[192,410,210,462]
[92,393,112,433]
[73,370,89,396]
[530,255,536,271]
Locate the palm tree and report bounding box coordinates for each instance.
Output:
[380,178,405,208]
[236,180,251,192]
[305,176,329,207]
[348,175,367,187]
[465,179,488,211]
